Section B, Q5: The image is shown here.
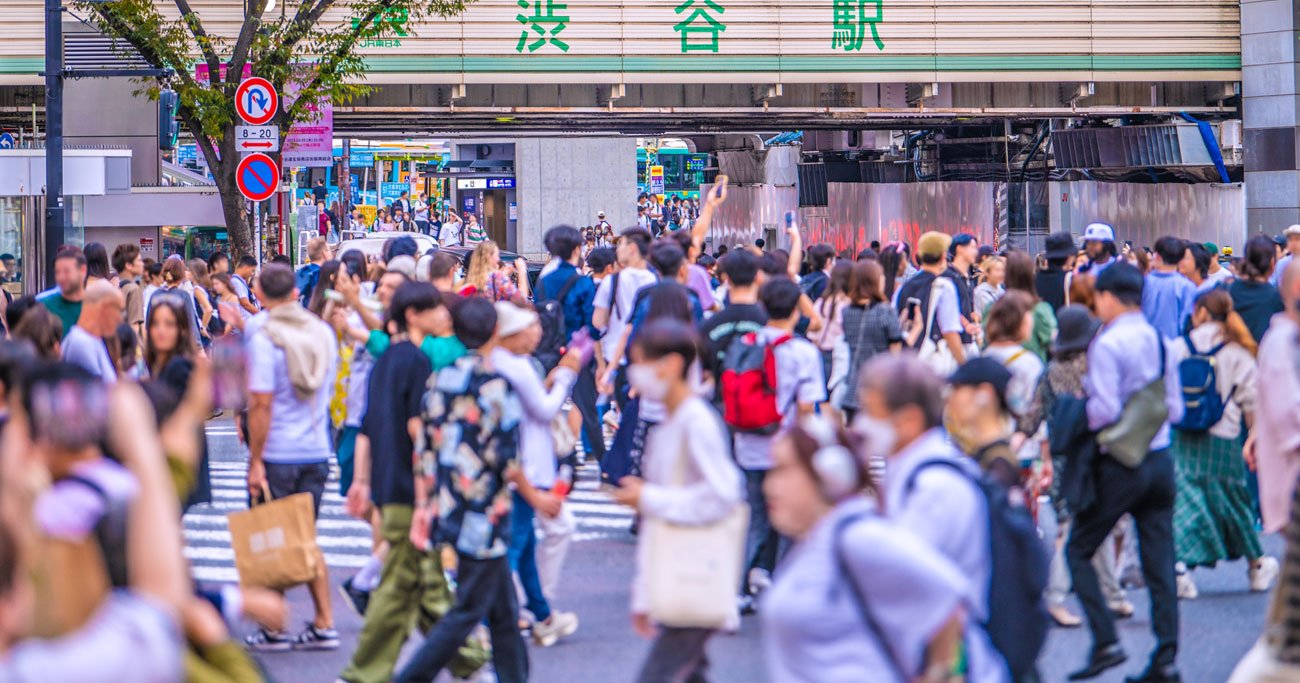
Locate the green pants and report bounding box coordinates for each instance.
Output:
[340,504,490,683]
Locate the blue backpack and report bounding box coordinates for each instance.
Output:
[905,459,1050,680]
[1173,332,1234,433]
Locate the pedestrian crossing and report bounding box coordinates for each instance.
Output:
[185,425,635,584]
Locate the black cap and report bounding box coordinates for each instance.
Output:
[977,244,996,261]
[1045,232,1076,260]
[1052,305,1101,355]
[1094,261,1144,300]
[949,357,1012,402]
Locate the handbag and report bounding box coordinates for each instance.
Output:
[227,485,321,589]
[832,304,871,409]
[644,431,748,629]
[1097,333,1168,469]
[917,278,959,377]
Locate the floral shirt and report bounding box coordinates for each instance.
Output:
[416,352,522,559]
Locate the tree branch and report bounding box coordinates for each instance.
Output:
[281,0,397,124]
[230,0,271,82]
[172,0,219,82]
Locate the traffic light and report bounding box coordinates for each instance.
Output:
[158,89,180,151]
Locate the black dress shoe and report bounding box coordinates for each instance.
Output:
[1068,645,1128,680]
[1125,664,1181,683]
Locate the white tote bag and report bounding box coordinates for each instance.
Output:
[917,277,959,377]
[644,438,749,629]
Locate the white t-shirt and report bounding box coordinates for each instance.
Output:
[593,266,658,362]
[61,325,117,384]
[733,326,827,470]
[439,218,462,247]
[231,275,255,320]
[247,325,337,464]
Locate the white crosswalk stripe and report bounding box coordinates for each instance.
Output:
[185,450,633,584]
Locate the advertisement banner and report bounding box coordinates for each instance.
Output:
[282,73,334,168]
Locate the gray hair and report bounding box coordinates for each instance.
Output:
[857,353,945,430]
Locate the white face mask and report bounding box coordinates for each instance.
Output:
[852,413,898,460]
[627,363,669,403]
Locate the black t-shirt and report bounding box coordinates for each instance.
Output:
[699,302,768,397]
[312,185,327,203]
[1036,268,1069,313]
[360,341,432,506]
[1229,279,1285,344]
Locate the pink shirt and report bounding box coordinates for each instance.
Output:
[1254,313,1300,533]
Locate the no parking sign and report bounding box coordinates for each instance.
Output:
[236,153,280,202]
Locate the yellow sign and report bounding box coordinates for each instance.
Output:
[649,165,665,196]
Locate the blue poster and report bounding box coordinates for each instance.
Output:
[379,182,406,207]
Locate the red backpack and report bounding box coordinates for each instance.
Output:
[720,332,793,434]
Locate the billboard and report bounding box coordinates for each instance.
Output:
[0,0,1240,85]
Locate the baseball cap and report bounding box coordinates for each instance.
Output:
[948,358,1012,404]
[917,232,952,260]
[1083,222,1115,243]
[494,301,538,338]
[1203,242,1219,256]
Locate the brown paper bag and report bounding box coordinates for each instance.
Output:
[227,491,320,589]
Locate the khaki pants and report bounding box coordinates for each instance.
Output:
[340,504,490,683]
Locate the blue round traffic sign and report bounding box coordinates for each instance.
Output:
[236,153,280,202]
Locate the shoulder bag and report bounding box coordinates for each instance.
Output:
[1097,330,1168,468]
[644,431,749,629]
[917,278,959,377]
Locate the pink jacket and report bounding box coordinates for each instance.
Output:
[1255,313,1300,533]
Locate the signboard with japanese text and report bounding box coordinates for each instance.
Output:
[282,73,334,168]
[1,0,1241,84]
[649,165,665,195]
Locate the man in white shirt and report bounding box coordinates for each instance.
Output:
[593,228,658,405]
[243,264,340,653]
[733,278,826,611]
[1270,224,1300,288]
[488,302,581,647]
[61,280,124,384]
[438,210,463,248]
[413,193,430,235]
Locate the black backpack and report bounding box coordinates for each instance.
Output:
[534,273,582,372]
[905,459,1050,680]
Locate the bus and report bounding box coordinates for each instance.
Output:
[636,147,711,199]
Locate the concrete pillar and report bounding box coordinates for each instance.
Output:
[513,137,636,257]
[1242,0,1300,232]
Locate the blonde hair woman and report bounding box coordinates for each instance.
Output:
[459,240,529,302]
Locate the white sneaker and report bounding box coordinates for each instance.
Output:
[1250,557,1280,592]
[748,567,772,595]
[532,611,579,647]
[1176,572,1199,600]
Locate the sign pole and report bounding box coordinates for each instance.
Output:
[253,201,262,268]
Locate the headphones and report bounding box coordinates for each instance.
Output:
[801,416,860,501]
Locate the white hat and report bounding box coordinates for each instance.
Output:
[494,301,538,338]
[386,255,417,279]
[1082,222,1115,243]
[1284,225,1300,238]
[597,211,606,218]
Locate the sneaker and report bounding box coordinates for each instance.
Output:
[245,628,292,653]
[1176,572,1199,600]
[338,577,370,617]
[748,568,772,595]
[738,594,757,616]
[532,611,579,647]
[1250,557,1280,592]
[292,624,340,651]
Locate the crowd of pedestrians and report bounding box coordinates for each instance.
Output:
[8,197,1300,683]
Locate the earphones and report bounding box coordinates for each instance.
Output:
[801,416,861,501]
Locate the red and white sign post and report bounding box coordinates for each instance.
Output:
[234,78,281,265]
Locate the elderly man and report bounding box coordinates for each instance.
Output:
[61,280,124,383]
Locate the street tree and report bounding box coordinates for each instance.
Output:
[74,0,469,260]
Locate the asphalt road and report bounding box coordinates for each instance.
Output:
[194,420,1276,683]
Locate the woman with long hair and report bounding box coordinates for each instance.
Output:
[306,260,343,318]
[208,273,238,338]
[1002,250,1057,361]
[460,240,529,302]
[878,241,914,302]
[974,255,1006,316]
[1171,288,1277,599]
[810,261,852,393]
[145,292,211,508]
[84,242,112,285]
[157,258,204,346]
[187,258,215,349]
[835,260,902,420]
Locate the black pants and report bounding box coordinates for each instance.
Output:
[572,362,606,462]
[394,554,528,683]
[635,627,714,683]
[1066,450,1178,667]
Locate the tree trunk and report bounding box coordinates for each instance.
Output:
[214,130,254,262]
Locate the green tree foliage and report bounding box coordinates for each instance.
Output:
[74,0,470,259]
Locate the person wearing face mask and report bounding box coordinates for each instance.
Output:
[611,319,745,683]
[762,416,980,683]
[855,354,1012,680]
